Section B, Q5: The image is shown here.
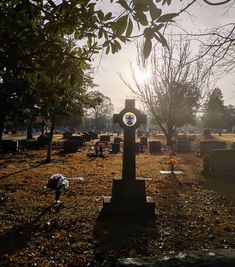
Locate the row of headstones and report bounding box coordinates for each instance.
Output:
[62,132,96,153]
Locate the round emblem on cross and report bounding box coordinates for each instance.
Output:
[122,112,137,127]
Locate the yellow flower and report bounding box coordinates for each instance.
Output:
[167,159,177,165]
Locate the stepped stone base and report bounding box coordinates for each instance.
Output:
[100,178,155,217]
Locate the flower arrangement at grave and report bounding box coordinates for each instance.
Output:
[167,159,177,173]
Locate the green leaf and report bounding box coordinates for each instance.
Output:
[103,41,109,47]
[104,12,113,20]
[149,6,162,21]
[134,3,149,12]
[113,40,122,51]
[156,31,169,49]
[157,13,178,23]
[115,15,128,35]
[143,38,152,58]
[97,10,104,21]
[126,19,133,37]
[98,29,104,39]
[136,12,148,26]
[117,0,131,11]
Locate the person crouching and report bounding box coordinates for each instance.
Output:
[45,173,69,203]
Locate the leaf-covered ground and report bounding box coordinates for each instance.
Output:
[0,134,235,266]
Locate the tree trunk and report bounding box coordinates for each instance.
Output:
[166,134,173,146]
[27,117,33,139]
[45,117,55,163]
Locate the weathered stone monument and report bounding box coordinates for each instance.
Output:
[199,140,226,156]
[149,140,161,154]
[101,99,155,216]
[202,149,235,177]
[176,140,191,153]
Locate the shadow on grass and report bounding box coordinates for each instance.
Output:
[0,203,55,258]
[93,214,158,265]
[0,162,45,180]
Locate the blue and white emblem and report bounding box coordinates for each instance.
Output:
[123,112,137,127]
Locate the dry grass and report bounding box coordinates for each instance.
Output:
[0,135,235,266]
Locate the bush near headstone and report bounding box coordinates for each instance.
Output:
[100,135,110,142]
[149,141,161,154]
[0,140,19,153]
[61,140,80,153]
[176,140,191,153]
[200,140,226,156]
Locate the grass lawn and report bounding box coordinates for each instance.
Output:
[0,134,235,266]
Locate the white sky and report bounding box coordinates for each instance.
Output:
[92,0,235,112]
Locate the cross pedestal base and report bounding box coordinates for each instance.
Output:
[101,178,155,217]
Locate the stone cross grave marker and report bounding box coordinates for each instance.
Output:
[101,99,155,216]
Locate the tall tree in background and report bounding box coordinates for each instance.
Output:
[201,88,225,132]
[84,91,114,132]
[121,40,210,146]
[223,105,235,131]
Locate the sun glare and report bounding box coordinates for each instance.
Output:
[134,68,151,85]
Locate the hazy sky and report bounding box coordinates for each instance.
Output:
[93,1,235,112]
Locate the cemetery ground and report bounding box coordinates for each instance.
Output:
[0,134,235,266]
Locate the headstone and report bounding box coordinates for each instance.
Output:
[101,99,155,216]
[176,140,191,153]
[200,140,226,156]
[100,135,110,142]
[68,135,84,147]
[140,136,148,147]
[89,132,98,140]
[202,149,235,177]
[63,132,72,139]
[111,143,120,153]
[114,137,122,143]
[37,135,49,146]
[62,140,80,153]
[0,140,19,153]
[149,141,161,154]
